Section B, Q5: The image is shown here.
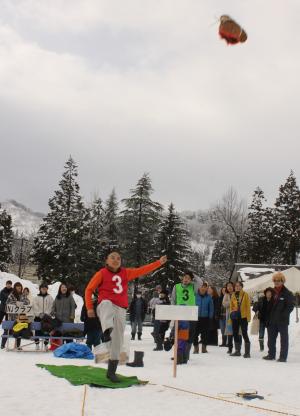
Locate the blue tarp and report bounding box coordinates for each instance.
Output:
[53,342,94,360]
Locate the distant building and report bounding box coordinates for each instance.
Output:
[231,263,300,283]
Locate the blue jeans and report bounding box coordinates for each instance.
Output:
[267,324,289,360]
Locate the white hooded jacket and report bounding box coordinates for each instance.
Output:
[33,294,54,317]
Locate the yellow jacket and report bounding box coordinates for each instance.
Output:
[230,290,251,322]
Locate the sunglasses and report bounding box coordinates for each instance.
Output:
[273,280,283,283]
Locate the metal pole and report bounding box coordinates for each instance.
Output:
[173,320,179,378]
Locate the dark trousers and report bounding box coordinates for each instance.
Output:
[1,331,21,348]
[86,330,101,349]
[232,318,250,344]
[0,311,7,324]
[267,324,289,360]
[193,317,209,346]
[152,319,161,341]
[34,317,49,345]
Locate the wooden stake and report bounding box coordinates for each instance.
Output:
[173,320,178,378]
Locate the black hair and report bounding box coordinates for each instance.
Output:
[264,287,275,296]
[183,270,194,280]
[12,282,23,300]
[39,283,48,290]
[56,283,71,299]
[6,280,12,285]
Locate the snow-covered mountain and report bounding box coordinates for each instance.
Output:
[1,200,44,237]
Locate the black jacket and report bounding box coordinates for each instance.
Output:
[129,297,147,322]
[253,297,273,326]
[269,286,294,326]
[0,288,13,312]
[80,304,102,335]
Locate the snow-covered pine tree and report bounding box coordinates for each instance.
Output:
[103,189,119,251]
[189,248,206,279]
[120,173,163,279]
[32,157,90,289]
[241,187,273,263]
[210,235,235,271]
[153,203,192,289]
[0,204,13,271]
[273,171,300,264]
[84,197,106,276]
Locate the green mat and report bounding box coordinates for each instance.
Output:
[37,364,148,389]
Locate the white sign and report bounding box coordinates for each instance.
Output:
[155,305,198,321]
[5,304,33,316]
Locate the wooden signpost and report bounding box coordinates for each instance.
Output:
[155,305,198,378]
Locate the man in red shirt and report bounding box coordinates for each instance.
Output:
[85,251,167,382]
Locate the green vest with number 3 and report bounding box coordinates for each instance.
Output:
[175,283,196,306]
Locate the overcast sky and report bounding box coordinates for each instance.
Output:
[0,0,299,213]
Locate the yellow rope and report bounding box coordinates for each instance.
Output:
[148,383,300,416]
[81,385,87,416]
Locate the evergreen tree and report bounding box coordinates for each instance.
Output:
[0,204,13,271]
[153,203,192,289]
[32,157,90,289]
[84,197,106,275]
[189,248,206,279]
[210,235,235,271]
[120,173,163,272]
[273,171,300,264]
[241,187,273,263]
[103,189,119,250]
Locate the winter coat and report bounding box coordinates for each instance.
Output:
[230,290,251,322]
[0,287,13,312]
[52,295,76,323]
[6,293,30,321]
[129,297,147,322]
[253,296,273,326]
[195,293,214,319]
[80,303,102,335]
[33,293,54,318]
[269,286,294,326]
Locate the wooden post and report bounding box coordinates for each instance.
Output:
[173,320,179,378]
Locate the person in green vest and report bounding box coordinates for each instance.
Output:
[170,271,203,362]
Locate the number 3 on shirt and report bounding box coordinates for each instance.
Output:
[112,275,123,294]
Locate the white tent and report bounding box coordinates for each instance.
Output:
[244,267,300,294]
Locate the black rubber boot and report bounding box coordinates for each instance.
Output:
[137,332,142,341]
[131,332,136,340]
[185,343,192,361]
[102,328,113,343]
[193,344,199,354]
[263,355,275,360]
[153,336,163,351]
[227,336,233,354]
[177,350,185,364]
[107,360,120,383]
[259,339,264,351]
[219,335,227,347]
[126,351,144,367]
[243,342,251,358]
[230,342,241,357]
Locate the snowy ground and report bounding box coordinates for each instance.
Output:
[1,317,300,416]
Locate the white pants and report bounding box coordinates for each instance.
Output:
[97,300,126,360]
